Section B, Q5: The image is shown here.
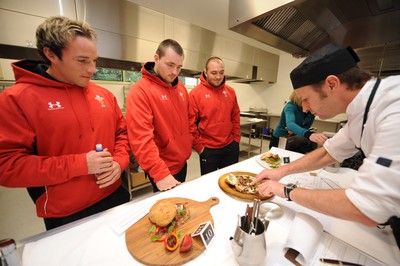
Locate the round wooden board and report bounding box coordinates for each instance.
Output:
[218,171,273,201]
[125,197,219,266]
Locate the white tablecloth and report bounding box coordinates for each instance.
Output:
[21,148,400,266]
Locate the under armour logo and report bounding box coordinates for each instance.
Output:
[205,94,211,98]
[48,101,63,110]
[222,90,228,97]
[161,95,168,100]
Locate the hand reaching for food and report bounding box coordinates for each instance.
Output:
[258,180,285,198]
[252,167,285,185]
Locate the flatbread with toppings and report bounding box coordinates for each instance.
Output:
[218,172,272,200]
[225,173,259,195]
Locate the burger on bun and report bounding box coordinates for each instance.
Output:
[148,200,190,242]
[149,201,177,227]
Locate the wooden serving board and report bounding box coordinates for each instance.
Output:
[125,197,219,266]
[218,171,273,201]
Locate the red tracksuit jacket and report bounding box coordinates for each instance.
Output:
[0,60,130,218]
[189,72,241,153]
[126,62,192,182]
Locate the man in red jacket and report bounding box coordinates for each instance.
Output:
[126,39,192,192]
[189,57,241,175]
[0,16,130,230]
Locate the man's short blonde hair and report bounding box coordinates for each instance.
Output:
[36,16,97,65]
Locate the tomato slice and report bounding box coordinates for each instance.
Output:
[164,233,179,251]
[179,234,192,253]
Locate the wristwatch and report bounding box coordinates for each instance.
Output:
[284,183,297,201]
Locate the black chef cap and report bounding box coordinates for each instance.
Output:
[290,43,360,89]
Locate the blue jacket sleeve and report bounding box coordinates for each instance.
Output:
[284,103,311,137]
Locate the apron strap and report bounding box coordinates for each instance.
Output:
[356,78,381,157]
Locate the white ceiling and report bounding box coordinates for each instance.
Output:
[127,0,282,55]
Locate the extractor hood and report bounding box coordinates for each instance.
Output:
[229,0,400,77]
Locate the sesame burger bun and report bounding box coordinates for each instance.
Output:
[149,201,176,227]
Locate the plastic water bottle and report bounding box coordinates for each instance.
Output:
[95,143,103,152]
[95,144,103,179]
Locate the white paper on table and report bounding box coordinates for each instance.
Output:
[309,233,386,266]
[283,212,323,265]
[281,169,353,190]
[281,211,388,266]
[108,198,155,235]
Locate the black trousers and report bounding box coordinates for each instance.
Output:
[27,186,46,203]
[269,135,316,154]
[43,185,129,230]
[269,135,280,149]
[148,162,187,193]
[199,141,239,176]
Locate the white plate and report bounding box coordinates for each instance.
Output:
[255,154,282,169]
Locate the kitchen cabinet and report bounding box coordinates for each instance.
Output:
[252,49,279,83]
[0,0,76,48]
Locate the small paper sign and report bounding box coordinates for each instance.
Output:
[283,157,290,164]
[192,221,215,248]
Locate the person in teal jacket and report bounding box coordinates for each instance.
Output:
[269,91,327,153]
